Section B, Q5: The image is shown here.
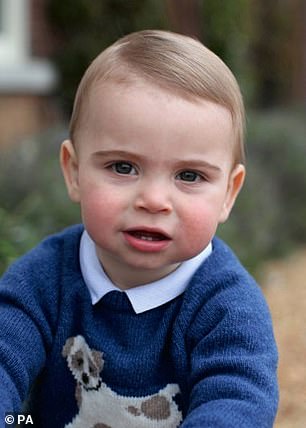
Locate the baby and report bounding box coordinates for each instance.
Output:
[0,30,278,427]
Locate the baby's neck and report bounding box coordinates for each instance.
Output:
[97,251,181,289]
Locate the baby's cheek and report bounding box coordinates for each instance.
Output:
[180,209,217,250]
[80,191,118,230]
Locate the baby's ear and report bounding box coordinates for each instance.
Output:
[219,163,245,223]
[60,139,80,203]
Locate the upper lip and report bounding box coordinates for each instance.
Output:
[124,226,171,239]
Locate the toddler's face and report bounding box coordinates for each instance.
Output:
[61,80,245,288]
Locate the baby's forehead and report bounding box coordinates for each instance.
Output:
[86,76,229,118]
[88,72,218,110]
[83,81,234,151]
[79,76,234,145]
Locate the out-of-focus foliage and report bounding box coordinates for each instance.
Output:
[218,108,306,273]
[200,0,297,107]
[200,0,255,99]
[1,110,305,275]
[0,129,80,274]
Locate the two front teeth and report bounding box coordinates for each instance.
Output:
[128,231,168,241]
[139,235,159,241]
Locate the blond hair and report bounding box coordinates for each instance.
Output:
[70,30,245,164]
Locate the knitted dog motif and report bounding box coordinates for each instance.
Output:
[62,336,182,428]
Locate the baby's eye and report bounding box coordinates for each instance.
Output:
[176,171,203,182]
[111,162,137,175]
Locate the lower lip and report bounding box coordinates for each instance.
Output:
[122,232,171,253]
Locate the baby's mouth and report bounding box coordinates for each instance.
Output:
[127,230,169,241]
[126,229,170,242]
[123,228,172,252]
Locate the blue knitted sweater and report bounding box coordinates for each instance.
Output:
[0,225,278,427]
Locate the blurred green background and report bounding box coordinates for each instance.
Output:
[1,0,306,275]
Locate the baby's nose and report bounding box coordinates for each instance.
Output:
[134,181,172,214]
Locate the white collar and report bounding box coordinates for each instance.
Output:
[79,230,212,314]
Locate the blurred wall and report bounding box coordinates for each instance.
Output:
[0,0,59,148]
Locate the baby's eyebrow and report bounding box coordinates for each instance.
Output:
[92,150,141,160]
[174,159,222,172]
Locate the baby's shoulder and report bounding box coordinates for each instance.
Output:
[181,237,267,320]
[1,224,83,287]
